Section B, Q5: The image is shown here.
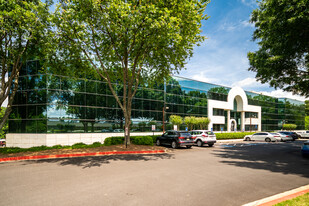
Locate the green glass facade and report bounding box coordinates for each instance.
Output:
[8,60,305,133]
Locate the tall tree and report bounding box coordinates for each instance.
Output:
[54,0,209,146]
[248,0,309,97]
[0,0,52,129]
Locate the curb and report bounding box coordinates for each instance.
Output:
[243,184,309,206]
[0,150,166,163]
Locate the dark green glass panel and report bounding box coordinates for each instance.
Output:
[8,120,22,133]
[36,120,47,133]
[26,61,37,75]
[86,80,97,93]
[47,75,60,90]
[86,94,96,106]
[37,90,47,104]
[26,120,37,133]
[96,95,106,107]
[74,93,85,106]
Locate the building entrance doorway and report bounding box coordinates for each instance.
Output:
[230,119,237,131]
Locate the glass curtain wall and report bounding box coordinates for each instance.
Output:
[8,62,305,133]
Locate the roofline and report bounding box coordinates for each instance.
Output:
[171,75,304,103]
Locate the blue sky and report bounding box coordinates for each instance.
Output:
[179,0,308,101]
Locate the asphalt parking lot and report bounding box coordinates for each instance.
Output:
[0,140,308,206]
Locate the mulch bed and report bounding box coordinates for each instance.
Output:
[0,145,169,159]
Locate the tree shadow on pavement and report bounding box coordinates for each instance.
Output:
[212,141,309,178]
[22,153,175,169]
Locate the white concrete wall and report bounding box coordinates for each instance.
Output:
[6,132,162,148]
[208,87,262,132]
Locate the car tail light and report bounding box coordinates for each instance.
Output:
[286,136,289,137]
[178,137,185,139]
[202,134,208,137]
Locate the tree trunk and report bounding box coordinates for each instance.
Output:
[124,115,131,148]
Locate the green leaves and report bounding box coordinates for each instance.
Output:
[248,0,309,97]
[54,0,209,84]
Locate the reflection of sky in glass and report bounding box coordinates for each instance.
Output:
[279,98,304,106]
[173,76,231,93]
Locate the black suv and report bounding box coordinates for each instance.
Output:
[156,130,194,149]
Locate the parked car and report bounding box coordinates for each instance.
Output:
[277,132,294,142]
[298,131,309,139]
[243,132,279,142]
[0,139,6,147]
[101,129,111,133]
[289,132,301,140]
[301,140,309,157]
[156,130,194,149]
[190,130,216,147]
[113,129,124,132]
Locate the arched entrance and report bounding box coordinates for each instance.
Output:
[230,119,237,132]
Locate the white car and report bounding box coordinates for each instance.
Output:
[297,131,309,139]
[190,130,216,147]
[244,132,278,142]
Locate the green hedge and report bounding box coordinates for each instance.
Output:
[215,132,255,140]
[0,142,104,154]
[104,135,161,146]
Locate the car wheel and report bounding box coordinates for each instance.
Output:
[265,138,271,142]
[280,138,283,142]
[171,141,178,149]
[197,140,203,147]
[186,145,192,149]
[245,137,251,141]
[156,139,161,146]
[208,144,214,147]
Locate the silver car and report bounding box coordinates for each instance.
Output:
[277,132,293,142]
[244,132,278,142]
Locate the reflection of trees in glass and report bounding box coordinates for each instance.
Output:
[207,87,228,101]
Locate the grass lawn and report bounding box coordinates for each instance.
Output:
[274,193,309,206]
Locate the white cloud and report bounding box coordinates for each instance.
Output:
[232,77,269,89]
[232,78,308,101]
[240,0,257,7]
[240,19,254,28]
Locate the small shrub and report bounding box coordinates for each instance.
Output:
[72,143,88,149]
[51,145,63,149]
[104,137,124,146]
[282,124,297,130]
[215,132,255,140]
[131,136,153,146]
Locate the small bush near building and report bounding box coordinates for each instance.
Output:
[104,136,160,146]
[131,136,153,146]
[215,132,255,140]
[282,124,297,130]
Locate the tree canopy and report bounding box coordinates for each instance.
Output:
[54,0,209,145]
[0,0,52,129]
[248,0,309,97]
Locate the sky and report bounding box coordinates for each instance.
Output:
[179,0,308,102]
[2,0,307,107]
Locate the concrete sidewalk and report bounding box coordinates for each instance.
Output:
[243,184,309,206]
